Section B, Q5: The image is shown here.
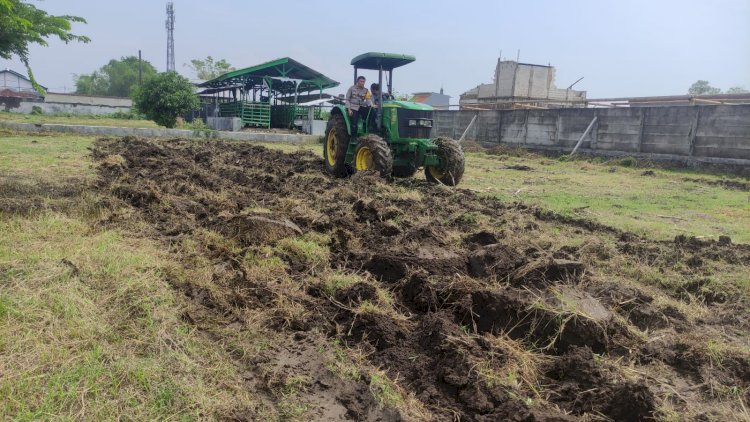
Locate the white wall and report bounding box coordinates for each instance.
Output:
[45,93,132,107]
[1,71,34,92]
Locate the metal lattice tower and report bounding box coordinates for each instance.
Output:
[165,2,175,72]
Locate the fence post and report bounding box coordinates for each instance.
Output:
[497,110,503,145]
[570,115,598,156]
[688,108,701,156]
[523,109,530,144]
[591,113,599,150]
[637,108,646,153]
[459,114,478,142]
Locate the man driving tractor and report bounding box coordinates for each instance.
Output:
[345,75,371,139]
[325,52,465,186]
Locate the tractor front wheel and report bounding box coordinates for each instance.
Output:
[425,137,465,186]
[323,113,350,177]
[353,134,393,179]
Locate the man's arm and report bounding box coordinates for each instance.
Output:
[345,86,353,115]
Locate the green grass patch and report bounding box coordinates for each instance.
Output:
[369,374,404,408]
[0,111,159,129]
[274,234,329,271]
[462,151,750,243]
[321,272,361,297]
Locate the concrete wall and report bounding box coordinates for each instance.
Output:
[44,93,132,107]
[462,61,586,107]
[11,101,131,115]
[2,92,132,115]
[495,61,515,97]
[0,120,318,144]
[514,65,551,98]
[207,117,242,132]
[433,105,750,162]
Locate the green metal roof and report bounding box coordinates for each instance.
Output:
[350,52,416,70]
[198,57,339,94]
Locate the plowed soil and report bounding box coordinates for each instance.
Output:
[92,137,750,421]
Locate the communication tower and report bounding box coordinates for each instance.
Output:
[166,2,175,72]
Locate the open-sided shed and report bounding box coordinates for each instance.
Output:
[198,57,339,128]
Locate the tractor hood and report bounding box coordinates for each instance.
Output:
[382,100,434,111]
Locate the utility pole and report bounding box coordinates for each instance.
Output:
[165,2,175,72]
[138,50,143,85]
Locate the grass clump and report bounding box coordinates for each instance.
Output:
[618,156,638,167]
[322,272,361,297]
[369,374,403,408]
[274,235,329,271]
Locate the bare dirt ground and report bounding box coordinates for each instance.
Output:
[89,137,750,421]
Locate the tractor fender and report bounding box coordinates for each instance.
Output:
[330,105,352,136]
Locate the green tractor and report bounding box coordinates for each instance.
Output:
[324,52,465,186]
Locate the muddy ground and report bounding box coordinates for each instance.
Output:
[90,137,750,421]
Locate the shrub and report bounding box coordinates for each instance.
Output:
[184,118,209,130]
[131,72,199,128]
[30,105,43,115]
[618,156,638,167]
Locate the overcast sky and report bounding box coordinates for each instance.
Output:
[2,0,748,101]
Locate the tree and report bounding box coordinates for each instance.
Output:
[186,56,235,80]
[0,0,90,92]
[727,86,749,94]
[688,80,721,95]
[75,56,157,97]
[132,72,199,128]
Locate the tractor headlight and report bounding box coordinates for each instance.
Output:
[408,119,432,127]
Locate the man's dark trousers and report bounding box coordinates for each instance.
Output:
[349,107,371,140]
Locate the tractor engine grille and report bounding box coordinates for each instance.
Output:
[397,109,433,139]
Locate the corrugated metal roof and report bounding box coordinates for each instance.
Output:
[199,57,338,95]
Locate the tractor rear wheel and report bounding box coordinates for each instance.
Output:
[323,113,349,177]
[353,134,393,179]
[425,137,465,186]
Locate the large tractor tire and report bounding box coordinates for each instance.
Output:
[324,113,350,177]
[353,134,393,179]
[425,137,465,186]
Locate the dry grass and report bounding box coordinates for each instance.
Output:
[0,204,267,419]
[0,132,270,420]
[323,340,434,421]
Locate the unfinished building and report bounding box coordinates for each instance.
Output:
[460,60,586,109]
